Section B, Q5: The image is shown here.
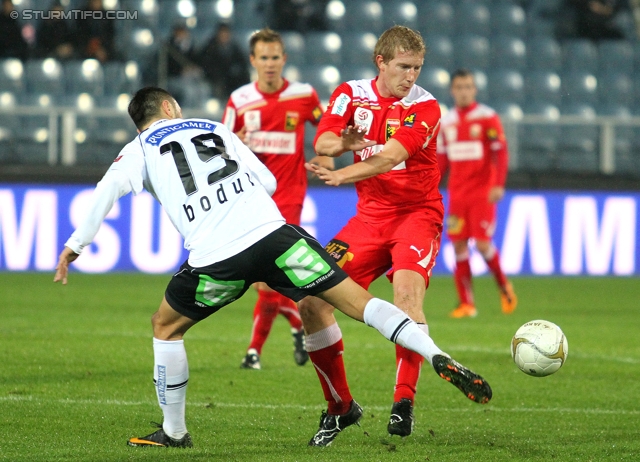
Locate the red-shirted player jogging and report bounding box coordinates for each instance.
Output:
[437,69,518,318]
[299,26,491,446]
[223,28,331,370]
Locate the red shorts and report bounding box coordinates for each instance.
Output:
[445,198,496,241]
[331,206,443,289]
[275,202,303,226]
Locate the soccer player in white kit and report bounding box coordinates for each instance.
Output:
[54,87,492,448]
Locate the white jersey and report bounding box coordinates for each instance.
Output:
[65,118,285,267]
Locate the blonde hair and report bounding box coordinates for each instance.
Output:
[372,25,426,65]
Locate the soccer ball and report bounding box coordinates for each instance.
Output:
[511,320,568,377]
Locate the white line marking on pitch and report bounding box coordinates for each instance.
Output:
[2,395,638,415]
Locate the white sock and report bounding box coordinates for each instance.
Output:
[363,298,446,365]
[153,338,189,439]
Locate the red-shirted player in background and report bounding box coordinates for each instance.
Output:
[300,27,491,446]
[223,28,332,370]
[437,69,518,318]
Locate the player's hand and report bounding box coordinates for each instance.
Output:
[305,162,343,186]
[53,247,79,285]
[236,126,249,145]
[308,155,334,170]
[340,125,377,153]
[489,186,505,203]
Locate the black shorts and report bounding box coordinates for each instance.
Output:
[165,224,349,321]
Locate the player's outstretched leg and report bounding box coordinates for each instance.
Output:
[431,355,492,404]
[128,422,193,448]
[308,400,363,447]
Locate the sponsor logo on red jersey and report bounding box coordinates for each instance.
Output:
[403,113,416,127]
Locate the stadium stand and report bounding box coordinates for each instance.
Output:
[0,0,638,178]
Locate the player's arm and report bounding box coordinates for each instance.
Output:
[488,114,508,203]
[306,138,408,186]
[436,130,449,185]
[54,167,135,285]
[314,126,377,158]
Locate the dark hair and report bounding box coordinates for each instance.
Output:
[249,27,285,56]
[128,87,175,130]
[451,68,474,84]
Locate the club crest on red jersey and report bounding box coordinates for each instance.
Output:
[386,119,401,141]
[285,111,299,131]
[487,127,499,140]
[312,106,323,122]
[470,123,482,139]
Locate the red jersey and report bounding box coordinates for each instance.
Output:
[315,78,442,217]
[437,102,509,202]
[223,79,323,208]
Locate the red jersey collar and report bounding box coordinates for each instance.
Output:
[254,78,289,98]
[456,101,479,116]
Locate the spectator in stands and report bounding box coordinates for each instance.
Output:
[166,24,200,78]
[0,0,28,60]
[75,0,117,62]
[36,3,76,60]
[271,0,329,32]
[200,23,250,101]
[568,0,627,40]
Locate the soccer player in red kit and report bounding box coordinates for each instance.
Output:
[223,28,331,370]
[437,69,518,318]
[300,26,490,445]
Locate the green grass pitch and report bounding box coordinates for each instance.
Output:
[1,273,638,461]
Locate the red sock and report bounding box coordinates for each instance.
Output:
[454,258,474,305]
[306,325,352,415]
[485,250,508,288]
[393,344,424,403]
[277,295,303,331]
[248,290,280,354]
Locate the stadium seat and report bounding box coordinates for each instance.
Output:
[103,61,141,96]
[487,69,525,105]
[158,0,196,29]
[341,0,385,34]
[518,102,560,171]
[121,0,159,28]
[417,0,454,36]
[561,39,598,73]
[490,2,526,37]
[24,59,64,95]
[338,64,377,83]
[526,37,562,71]
[0,94,19,163]
[525,16,556,37]
[64,60,104,97]
[525,71,562,105]
[417,66,450,103]
[491,36,527,71]
[304,32,343,66]
[453,35,490,71]
[597,72,632,106]
[281,32,306,67]
[383,0,419,29]
[424,34,453,69]
[0,58,24,93]
[561,71,598,105]
[598,41,633,76]
[556,104,599,172]
[454,1,491,37]
[614,125,640,177]
[340,32,378,67]
[75,115,136,165]
[299,65,341,100]
[14,111,52,165]
[196,0,238,28]
[492,101,523,122]
[119,27,158,61]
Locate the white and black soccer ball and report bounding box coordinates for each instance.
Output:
[511,320,568,377]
